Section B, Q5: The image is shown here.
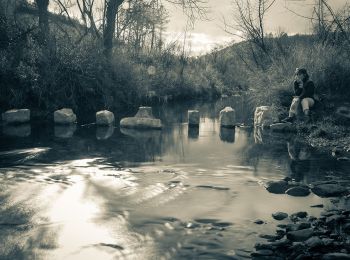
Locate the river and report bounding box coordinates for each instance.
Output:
[0,98,349,259]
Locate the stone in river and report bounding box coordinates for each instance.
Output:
[254,219,265,224]
[2,109,30,124]
[305,236,324,249]
[96,110,115,126]
[188,110,200,126]
[54,108,77,124]
[219,106,236,128]
[322,253,350,260]
[287,228,313,242]
[120,106,162,129]
[251,249,274,257]
[311,184,348,197]
[265,180,289,194]
[291,211,308,219]
[286,186,310,197]
[272,212,288,220]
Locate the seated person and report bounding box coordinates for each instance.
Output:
[282,68,315,123]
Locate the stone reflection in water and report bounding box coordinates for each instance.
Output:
[188,126,199,139]
[54,124,77,138]
[120,128,162,161]
[96,126,114,140]
[288,138,312,182]
[219,127,235,143]
[2,124,31,137]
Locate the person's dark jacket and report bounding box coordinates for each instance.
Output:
[294,80,315,99]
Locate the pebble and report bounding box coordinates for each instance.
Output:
[272,212,288,221]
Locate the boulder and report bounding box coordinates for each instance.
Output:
[54,108,77,124]
[335,106,350,124]
[96,110,115,126]
[219,106,236,128]
[311,184,348,197]
[270,122,296,132]
[322,253,350,260]
[188,110,200,126]
[265,180,289,194]
[2,109,30,124]
[120,107,162,129]
[272,212,288,221]
[286,186,310,197]
[254,106,277,127]
[287,228,313,242]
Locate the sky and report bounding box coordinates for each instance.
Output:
[163,0,348,55]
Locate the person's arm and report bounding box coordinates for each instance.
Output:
[294,81,302,96]
[299,81,315,99]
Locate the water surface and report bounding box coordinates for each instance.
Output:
[0,99,348,259]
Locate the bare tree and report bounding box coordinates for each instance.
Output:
[224,0,276,53]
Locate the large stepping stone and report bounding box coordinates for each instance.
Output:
[54,108,77,124]
[96,110,115,126]
[120,107,162,129]
[311,183,348,197]
[2,109,30,124]
[254,106,277,127]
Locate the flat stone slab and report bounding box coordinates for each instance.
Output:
[54,108,77,124]
[286,186,310,197]
[120,117,162,129]
[2,109,30,124]
[311,183,348,197]
[270,122,296,132]
[96,110,115,126]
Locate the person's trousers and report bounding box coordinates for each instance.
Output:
[289,97,315,117]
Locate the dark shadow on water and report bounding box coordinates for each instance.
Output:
[188,126,199,139]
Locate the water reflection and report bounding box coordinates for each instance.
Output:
[288,138,312,182]
[2,124,31,137]
[96,126,114,140]
[220,127,235,143]
[54,125,77,138]
[0,99,347,260]
[187,126,199,139]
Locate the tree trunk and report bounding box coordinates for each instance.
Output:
[35,0,49,47]
[103,0,124,59]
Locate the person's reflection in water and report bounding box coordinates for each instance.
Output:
[287,138,312,182]
[220,127,235,143]
[188,126,199,139]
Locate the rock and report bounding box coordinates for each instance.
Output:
[254,106,278,127]
[2,109,30,124]
[311,184,348,197]
[96,126,114,140]
[188,110,200,126]
[322,253,350,260]
[292,211,308,219]
[265,180,289,194]
[255,219,265,224]
[335,106,350,125]
[219,106,236,128]
[120,107,162,129]
[310,204,324,208]
[272,212,288,221]
[286,222,311,232]
[287,228,313,242]
[270,122,296,132]
[96,110,115,126]
[251,249,274,257]
[286,186,310,197]
[54,108,77,124]
[304,236,323,249]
